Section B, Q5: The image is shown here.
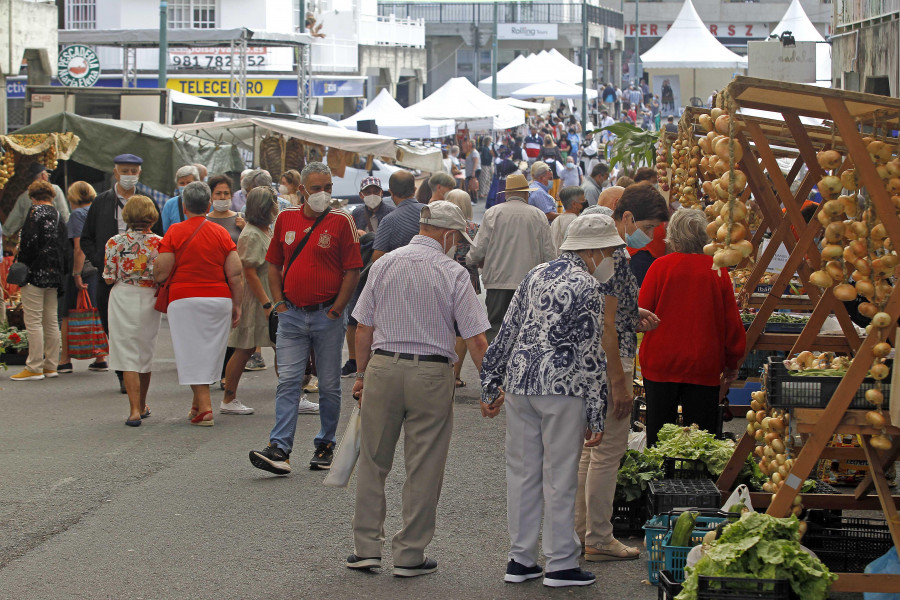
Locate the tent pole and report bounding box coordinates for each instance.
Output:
[491,2,498,99]
[582,0,588,133]
[252,124,257,166]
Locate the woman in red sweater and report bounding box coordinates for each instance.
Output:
[638,209,746,445]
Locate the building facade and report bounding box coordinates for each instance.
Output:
[831,0,898,95]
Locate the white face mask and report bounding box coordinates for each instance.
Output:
[306,191,331,213]
[118,174,139,191]
[278,184,289,196]
[363,194,382,210]
[442,230,458,255]
[212,199,231,212]
[589,251,615,284]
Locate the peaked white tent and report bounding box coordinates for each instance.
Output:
[640,0,747,103]
[510,80,599,100]
[499,97,552,114]
[771,0,831,85]
[477,50,594,96]
[408,77,525,130]
[339,89,455,139]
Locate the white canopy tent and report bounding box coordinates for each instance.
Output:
[510,80,599,100]
[771,0,832,86]
[499,97,552,114]
[338,89,455,139]
[407,77,525,130]
[173,117,443,172]
[640,0,747,101]
[477,50,594,97]
[546,49,593,82]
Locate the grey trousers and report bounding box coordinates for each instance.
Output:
[506,392,587,572]
[352,352,455,566]
[485,288,516,343]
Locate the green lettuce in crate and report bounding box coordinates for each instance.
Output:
[676,512,836,600]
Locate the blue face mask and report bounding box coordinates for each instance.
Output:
[176,186,184,196]
[626,216,653,249]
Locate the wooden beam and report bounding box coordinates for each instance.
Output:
[749,492,900,511]
[717,431,756,492]
[855,437,900,499]
[861,435,900,551]
[831,573,900,593]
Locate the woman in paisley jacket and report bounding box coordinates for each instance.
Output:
[480,214,625,588]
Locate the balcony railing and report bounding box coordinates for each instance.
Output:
[311,37,359,73]
[378,2,624,29]
[835,0,899,27]
[358,14,426,47]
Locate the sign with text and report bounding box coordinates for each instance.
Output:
[58,45,101,87]
[497,23,558,41]
[168,47,268,69]
[166,78,280,97]
[625,22,769,39]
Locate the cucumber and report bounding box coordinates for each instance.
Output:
[670,511,699,547]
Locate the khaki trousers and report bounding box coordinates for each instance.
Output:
[20,284,60,373]
[352,352,455,566]
[575,360,634,547]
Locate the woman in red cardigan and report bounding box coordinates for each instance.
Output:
[638,209,746,445]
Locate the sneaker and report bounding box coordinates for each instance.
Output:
[43,370,59,378]
[244,352,267,371]
[309,441,334,470]
[543,567,596,588]
[248,444,291,475]
[393,557,437,578]
[505,560,543,583]
[88,361,109,372]
[303,376,319,393]
[340,359,357,378]
[220,399,255,415]
[10,369,44,381]
[297,396,320,414]
[57,362,73,374]
[346,554,382,570]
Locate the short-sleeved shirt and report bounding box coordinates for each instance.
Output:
[266,208,363,307]
[372,199,424,253]
[596,248,640,358]
[528,181,557,214]
[206,213,241,244]
[465,149,480,176]
[103,230,162,288]
[68,206,90,239]
[351,201,394,234]
[159,216,237,301]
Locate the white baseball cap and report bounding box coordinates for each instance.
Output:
[420,201,475,245]
[559,214,625,251]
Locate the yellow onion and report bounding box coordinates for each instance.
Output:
[821,244,844,260]
[824,221,846,242]
[840,169,860,190]
[871,363,890,380]
[873,342,892,358]
[859,302,878,318]
[818,176,843,198]
[823,199,844,217]
[833,283,857,301]
[856,280,876,299]
[839,194,859,217]
[871,435,893,451]
[825,260,845,281]
[809,270,834,288]
[868,140,893,164]
[872,223,887,241]
[817,150,843,169]
[699,113,714,132]
[872,312,893,328]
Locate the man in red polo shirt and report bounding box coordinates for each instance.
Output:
[249,162,362,474]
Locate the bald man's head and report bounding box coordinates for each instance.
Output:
[598,186,626,210]
[389,170,416,200]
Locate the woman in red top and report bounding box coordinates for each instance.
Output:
[638,209,746,445]
[155,181,243,426]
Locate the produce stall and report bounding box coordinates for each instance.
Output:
[0,132,80,224]
[664,76,900,596]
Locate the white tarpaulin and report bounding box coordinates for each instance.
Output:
[771,0,832,85]
[478,50,593,97]
[339,89,454,139]
[510,80,599,100]
[407,77,525,130]
[640,0,748,69]
[499,97,552,114]
[173,117,442,172]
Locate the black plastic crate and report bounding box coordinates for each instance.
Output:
[739,350,785,380]
[802,516,893,573]
[612,496,647,537]
[658,569,683,600]
[663,457,710,480]
[764,322,807,334]
[764,357,891,410]
[697,576,795,599]
[647,478,722,516]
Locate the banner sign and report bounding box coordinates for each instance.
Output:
[625,22,769,39]
[497,23,558,41]
[58,45,101,88]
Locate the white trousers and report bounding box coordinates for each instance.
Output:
[506,393,586,573]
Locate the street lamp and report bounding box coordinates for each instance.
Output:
[633,0,640,86]
[582,0,588,133]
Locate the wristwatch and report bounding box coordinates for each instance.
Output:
[328,308,341,319]
[355,372,365,380]
[262,302,272,310]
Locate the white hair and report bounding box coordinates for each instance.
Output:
[175,165,199,183]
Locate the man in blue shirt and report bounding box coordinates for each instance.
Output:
[529,162,559,222]
[160,165,200,232]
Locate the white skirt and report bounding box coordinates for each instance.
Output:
[167,296,231,385]
[108,283,162,373]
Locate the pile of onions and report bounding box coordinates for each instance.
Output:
[656,129,671,193]
[669,134,701,208]
[746,388,804,516]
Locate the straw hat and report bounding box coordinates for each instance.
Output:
[503,173,537,195]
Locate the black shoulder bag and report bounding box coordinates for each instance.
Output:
[8,207,61,287]
[268,208,330,343]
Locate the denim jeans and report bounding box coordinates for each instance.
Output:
[269,304,346,453]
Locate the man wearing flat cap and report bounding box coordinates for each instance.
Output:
[3,162,70,235]
[81,154,163,390]
[346,201,490,578]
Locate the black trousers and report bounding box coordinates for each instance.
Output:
[485,288,516,344]
[643,378,720,446]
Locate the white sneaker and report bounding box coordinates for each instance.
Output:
[220,399,255,415]
[298,395,320,414]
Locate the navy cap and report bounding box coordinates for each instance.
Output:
[113,154,143,165]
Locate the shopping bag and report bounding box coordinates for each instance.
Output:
[627,421,647,452]
[323,406,361,488]
[67,289,108,360]
[864,547,900,600]
[720,484,753,511]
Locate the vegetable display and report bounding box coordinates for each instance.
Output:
[676,512,837,600]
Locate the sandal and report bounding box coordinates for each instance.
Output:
[140,408,151,419]
[455,378,466,388]
[584,539,641,562]
[188,407,199,420]
[190,410,214,427]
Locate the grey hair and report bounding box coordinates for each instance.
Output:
[175,165,200,183]
[665,208,708,254]
[428,172,456,191]
[242,169,272,193]
[181,181,211,214]
[245,186,277,228]
[444,189,473,220]
[559,186,585,211]
[300,161,332,184]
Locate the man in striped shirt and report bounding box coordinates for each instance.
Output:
[370,170,422,263]
[346,201,491,578]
